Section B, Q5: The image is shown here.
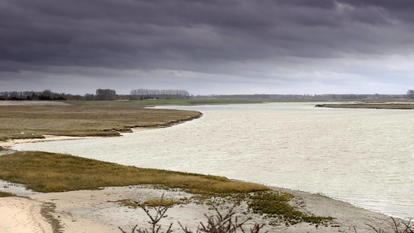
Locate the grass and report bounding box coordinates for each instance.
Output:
[0,105,201,141]
[143,198,183,207]
[115,198,183,208]
[0,151,268,194]
[247,191,332,226]
[0,191,15,197]
[316,103,414,110]
[0,146,4,151]
[0,152,331,227]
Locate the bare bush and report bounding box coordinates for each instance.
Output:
[351,218,414,233]
[119,195,173,233]
[366,218,413,233]
[119,196,265,233]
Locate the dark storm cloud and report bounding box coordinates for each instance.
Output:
[1,0,414,94]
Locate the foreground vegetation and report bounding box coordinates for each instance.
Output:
[120,202,265,233]
[316,103,414,110]
[0,105,201,141]
[0,151,267,193]
[0,151,333,226]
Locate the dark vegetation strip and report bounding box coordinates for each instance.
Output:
[0,191,15,197]
[67,99,264,107]
[316,103,414,109]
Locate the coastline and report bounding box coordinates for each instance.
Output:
[0,135,100,149]
[0,184,393,233]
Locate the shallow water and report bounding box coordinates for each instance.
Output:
[15,103,414,218]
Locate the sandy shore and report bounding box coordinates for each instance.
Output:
[0,135,99,149]
[0,127,150,149]
[0,184,395,233]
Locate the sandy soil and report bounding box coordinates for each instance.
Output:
[0,135,98,149]
[0,184,395,233]
[0,128,150,149]
[0,197,53,233]
[0,101,69,106]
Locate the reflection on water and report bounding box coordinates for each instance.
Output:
[15,103,414,218]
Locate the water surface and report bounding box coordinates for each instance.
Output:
[15,103,414,218]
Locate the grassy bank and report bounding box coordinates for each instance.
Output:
[0,105,201,141]
[0,151,332,225]
[0,151,267,194]
[316,103,414,109]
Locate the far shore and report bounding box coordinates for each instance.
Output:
[316,103,414,109]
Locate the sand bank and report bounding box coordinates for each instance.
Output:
[0,185,395,233]
[0,135,99,149]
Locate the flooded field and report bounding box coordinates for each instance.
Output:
[15,103,414,219]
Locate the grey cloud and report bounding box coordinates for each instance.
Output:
[0,0,414,94]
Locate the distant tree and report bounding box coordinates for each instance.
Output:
[407,90,414,99]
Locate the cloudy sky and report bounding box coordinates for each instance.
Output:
[1,0,414,95]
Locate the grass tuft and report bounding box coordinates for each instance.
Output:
[248,191,332,226]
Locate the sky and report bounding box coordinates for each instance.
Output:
[1,0,414,95]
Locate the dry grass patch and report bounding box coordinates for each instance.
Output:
[143,198,182,207]
[0,151,268,194]
[115,198,183,208]
[0,191,15,197]
[248,191,333,226]
[0,105,201,141]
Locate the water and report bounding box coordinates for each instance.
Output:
[14,103,414,218]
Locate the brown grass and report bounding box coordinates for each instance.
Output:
[143,198,183,207]
[0,151,268,194]
[0,105,201,141]
[0,191,15,197]
[115,198,183,208]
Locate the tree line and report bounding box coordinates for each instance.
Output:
[0,88,191,101]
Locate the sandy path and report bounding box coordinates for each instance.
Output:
[0,197,53,233]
